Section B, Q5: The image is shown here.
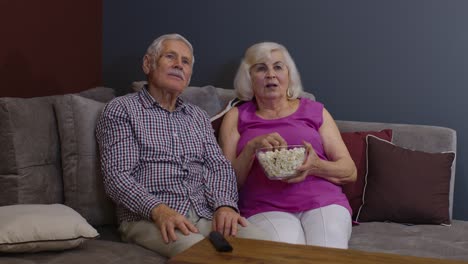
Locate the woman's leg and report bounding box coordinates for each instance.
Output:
[247,211,306,244]
[195,217,273,241]
[300,204,352,249]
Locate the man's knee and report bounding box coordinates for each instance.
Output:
[163,234,205,257]
[119,220,204,258]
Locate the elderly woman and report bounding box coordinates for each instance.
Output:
[219,42,357,248]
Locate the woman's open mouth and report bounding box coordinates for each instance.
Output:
[265,83,278,88]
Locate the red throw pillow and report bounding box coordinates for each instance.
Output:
[341,129,393,220]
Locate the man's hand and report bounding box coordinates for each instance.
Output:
[212,206,248,237]
[151,204,199,244]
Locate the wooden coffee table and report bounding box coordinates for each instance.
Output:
[168,237,468,264]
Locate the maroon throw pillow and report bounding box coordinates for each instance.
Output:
[357,135,454,225]
[341,129,393,220]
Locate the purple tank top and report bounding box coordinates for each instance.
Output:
[236,98,351,218]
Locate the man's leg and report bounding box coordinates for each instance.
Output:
[119,207,205,258]
[300,204,352,249]
[247,211,305,244]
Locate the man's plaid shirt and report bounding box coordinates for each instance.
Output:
[96,87,239,223]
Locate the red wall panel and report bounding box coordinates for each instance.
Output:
[0,0,102,98]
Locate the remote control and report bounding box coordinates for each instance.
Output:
[208,231,233,252]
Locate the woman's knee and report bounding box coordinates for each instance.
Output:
[237,221,275,241]
[302,205,352,248]
[248,212,305,244]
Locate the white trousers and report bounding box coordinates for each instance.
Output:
[247,204,352,249]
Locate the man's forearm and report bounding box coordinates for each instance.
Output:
[104,170,162,220]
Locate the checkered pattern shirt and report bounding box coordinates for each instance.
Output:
[96,87,239,223]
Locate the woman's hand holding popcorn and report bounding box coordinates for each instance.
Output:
[285,141,321,184]
[257,145,306,180]
[246,132,288,158]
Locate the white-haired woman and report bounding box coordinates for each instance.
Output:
[219,42,357,249]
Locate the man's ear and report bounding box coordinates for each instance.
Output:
[142,54,152,74]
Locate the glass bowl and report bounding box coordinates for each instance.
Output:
[256,145,306,180]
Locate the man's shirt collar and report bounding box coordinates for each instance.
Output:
[139,85,187,113]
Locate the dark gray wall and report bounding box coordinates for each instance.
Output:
[103,0,468,220]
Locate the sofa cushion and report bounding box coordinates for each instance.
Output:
[1,239,168,264]
[356,135,455,225]
[0,87,116,208]
[350,220,468,261]
[0,204,98,253]
[341,129,393,220]
[78,86,116,103]
[54,94,116,226]
[180,86,223,117]
[0,95,63,206]
[132,81,226,118]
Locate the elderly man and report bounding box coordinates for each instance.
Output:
[96,34,269,258]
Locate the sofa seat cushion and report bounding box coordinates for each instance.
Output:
[0,240,167,264]
[350,220,468,261]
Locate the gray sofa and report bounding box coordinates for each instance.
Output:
[1,86,468,263]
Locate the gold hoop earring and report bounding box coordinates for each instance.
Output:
[287,88,293,98]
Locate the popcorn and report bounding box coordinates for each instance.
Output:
[257,146,306,179]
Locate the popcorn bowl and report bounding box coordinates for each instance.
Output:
[256,145,307,180]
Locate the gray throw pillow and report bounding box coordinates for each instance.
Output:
[0,96,63,206]
[54,95,115,226]
[78,86,116,103]
[180,86,223,117]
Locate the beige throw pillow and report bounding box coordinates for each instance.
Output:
[0,204,99,253]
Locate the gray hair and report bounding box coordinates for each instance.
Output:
[234,42,303,101]
[144,33,195,67]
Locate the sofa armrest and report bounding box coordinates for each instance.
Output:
[336,120,457,220]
